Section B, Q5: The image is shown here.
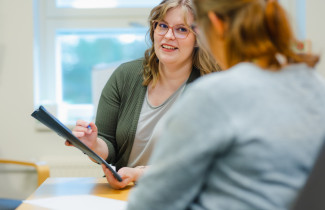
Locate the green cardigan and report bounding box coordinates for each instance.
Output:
[95,58,201,170]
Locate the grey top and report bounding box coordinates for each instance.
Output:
[127,82,186,167]
[127,62,325,210]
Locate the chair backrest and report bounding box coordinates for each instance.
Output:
[0,159,50,200]
[291,142,325,210]
[91,61,125,120]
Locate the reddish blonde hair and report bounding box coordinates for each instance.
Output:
[193,0,319,69]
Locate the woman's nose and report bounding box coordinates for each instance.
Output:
[164,28,176,40]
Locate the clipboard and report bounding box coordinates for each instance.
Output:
[31,105,122,182]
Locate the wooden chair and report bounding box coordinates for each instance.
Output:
[0,159,50,210]
[0,159,50,187]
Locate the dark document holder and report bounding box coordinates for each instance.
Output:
[31,105,122,182]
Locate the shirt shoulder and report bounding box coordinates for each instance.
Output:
[187,63,258,97]
[108,58,144,89]
[113,58,144,78]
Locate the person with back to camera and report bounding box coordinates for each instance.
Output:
[127,0,325,209]
[65,0,220,189]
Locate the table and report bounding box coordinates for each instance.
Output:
[17,177,133,210]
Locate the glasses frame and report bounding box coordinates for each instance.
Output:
[152,20,196,39]
[190,22,199,35]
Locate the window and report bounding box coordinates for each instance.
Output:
[279,0,306,40]
[56,0,160,8]
[34,0,160,125]
[33,0,306,126]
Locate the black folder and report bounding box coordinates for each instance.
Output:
[31,105,122,182]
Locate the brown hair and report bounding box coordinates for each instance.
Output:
[143,0,221,86]
[193,0,319,69]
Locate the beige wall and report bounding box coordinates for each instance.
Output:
[0,0,324,188]
[0,0,91,199]
[0,0,82,163]
[306,1,325,77]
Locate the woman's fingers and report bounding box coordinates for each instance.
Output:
[87,122,98,133]
[102,164,131,189]
[73,125,89,133]
[72,131,86,138]
[73,121,95,135]
[65,140,73,146]
[76,119,88,127]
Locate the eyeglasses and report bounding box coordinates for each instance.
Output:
[190,23,199,34]
[153,21,194,39]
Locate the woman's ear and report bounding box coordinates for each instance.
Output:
[208,11,226,39]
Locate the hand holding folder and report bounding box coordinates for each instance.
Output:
[31,105,122,182]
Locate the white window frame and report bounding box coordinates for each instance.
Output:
[33,0,306,126]
[279,0,306,40]
[34,0,154,125]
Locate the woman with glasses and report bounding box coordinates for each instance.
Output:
[127,0,325,209]
[66,0,220,189]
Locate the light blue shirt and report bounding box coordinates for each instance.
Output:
[127,63,325,210]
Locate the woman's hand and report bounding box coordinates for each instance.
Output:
[65,120,98,150]
[102,164,145,189]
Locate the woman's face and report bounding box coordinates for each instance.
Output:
[154,6,196,68]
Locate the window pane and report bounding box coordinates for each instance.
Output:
[56,0,162,8]
[57,28,148,105]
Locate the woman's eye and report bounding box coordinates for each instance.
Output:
[159,23,168,29]
[176,26,188,33]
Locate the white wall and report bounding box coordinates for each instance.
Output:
[0,0,100,199]
[0,0,324,196]
[0,0,84,163]
[306,1,325,77]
